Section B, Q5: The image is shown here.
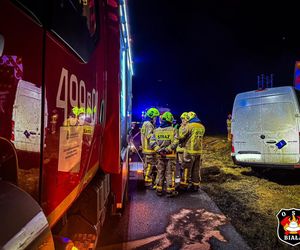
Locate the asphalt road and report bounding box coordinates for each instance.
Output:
[98,164,251,250]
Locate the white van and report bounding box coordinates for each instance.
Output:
[12,80,48,152]
[231,86,300,168]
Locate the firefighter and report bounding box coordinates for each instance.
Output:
[179,111,205,192]
[176,112,189,179]
[141,107,160,188]
[50,109,58,134]
[227,113,232,141]
[150,111,179,197]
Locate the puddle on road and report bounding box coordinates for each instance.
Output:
[100,208,228,250]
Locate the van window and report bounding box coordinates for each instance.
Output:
[49,0,99,62]
[261,103,295,131]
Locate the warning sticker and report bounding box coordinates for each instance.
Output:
[58,126,83,172]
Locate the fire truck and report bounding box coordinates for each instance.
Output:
[0,0,133,248]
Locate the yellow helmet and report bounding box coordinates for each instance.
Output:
[146,108,160,118]
[180,112,189,120]
[187,111,196,121]
[161,111,174,123]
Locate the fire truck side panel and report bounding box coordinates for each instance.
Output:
[42,2,106,224]
[0,0,43,200]
[42,33,98,223]
[101,11,121,175]
[102,3,130,207]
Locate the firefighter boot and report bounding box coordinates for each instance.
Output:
[166,190,178,198]
[144,180,152,188]
[156,186,163,196]
[188,182,200,192]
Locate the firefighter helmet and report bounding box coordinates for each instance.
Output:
[180,112,189,120]
[146,108,160,118]
[187,111,197,120]
[161,111,174,123]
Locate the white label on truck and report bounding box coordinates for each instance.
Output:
[58,126,83,172]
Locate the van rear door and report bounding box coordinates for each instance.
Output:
[261,94,299,164]
[13,80,42,152]
[233,96,264,163]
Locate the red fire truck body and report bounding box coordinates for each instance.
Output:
[0,0,132,248]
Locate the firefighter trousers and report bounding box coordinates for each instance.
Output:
[227,128,231,141]
[143,154,157,186]
[181,153,202,188]
[177,152,184,177]
[156,157,176,193]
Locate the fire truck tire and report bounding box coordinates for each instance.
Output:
[0,181,55,249]
[0,137,18,185]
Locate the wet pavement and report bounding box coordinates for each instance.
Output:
[98,163,251,250]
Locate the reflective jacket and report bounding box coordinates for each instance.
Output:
[226,118,232,130]
[141,120,156,154]
[176,123,187,153]
[150,123,179,158]
[180,118,205,155]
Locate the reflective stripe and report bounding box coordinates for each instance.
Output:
[166,153,176,158]
[180,182,188,186]
[154,175,159,184]
[143,149,155,153]
[176,146,184,153]
[143,137,149,149]
[191,129,196,153]
[192,182,200,186]
[144,164,152,182]
[184,168,188,183]
[156,186,163,191]
[185,149,201,154]
[172,171,175,187]
[167,187,175,191]
[3,211,49,250]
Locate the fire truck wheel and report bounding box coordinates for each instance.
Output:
[0,181,55,249]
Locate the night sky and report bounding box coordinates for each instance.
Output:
[128,0,300,134]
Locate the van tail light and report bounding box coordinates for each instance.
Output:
[11,120,15,141]
[231,134,235,153]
